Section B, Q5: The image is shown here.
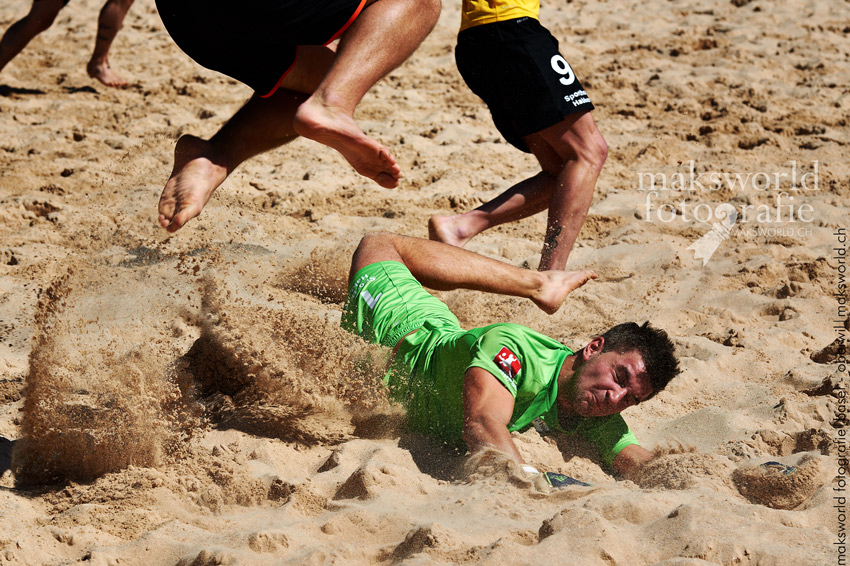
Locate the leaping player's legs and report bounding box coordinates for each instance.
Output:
[157,46,333,232]
[293,0,441,189]
[428,171,555,248]
[158,0,440,232]
[534,112,607,271]
[429,112,606,271]
[0,0,65,74]
[157,89,310,232]
[87,0,135,87]
[349,232,596,315]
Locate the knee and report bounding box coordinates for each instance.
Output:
[350,232,396,274]
[354,233,376,256]
[579,129,608,173]
[27,3,63,32]
[354,231,394,259]
[546,117,608,175]
[546,131,607,176]
[28,12,59,33]
[359,231,392,246]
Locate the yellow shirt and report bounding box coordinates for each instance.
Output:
[460,0,540,32]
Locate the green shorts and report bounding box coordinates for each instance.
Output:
[341,261,461,348]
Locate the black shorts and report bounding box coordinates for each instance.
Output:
[456,17,594,153]
[156,0,364,97]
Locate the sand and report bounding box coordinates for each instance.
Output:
[0,0,847,564]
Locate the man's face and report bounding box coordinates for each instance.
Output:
[562,341,653,418]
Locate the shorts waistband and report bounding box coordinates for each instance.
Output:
[458,16,543,42]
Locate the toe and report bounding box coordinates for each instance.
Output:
[376,172,399,189]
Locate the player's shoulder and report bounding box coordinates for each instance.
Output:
[473,322,533,343]
[476,323,564,357]
[481,322,534,335]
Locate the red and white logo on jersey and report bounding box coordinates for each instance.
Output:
[494,346,521,380]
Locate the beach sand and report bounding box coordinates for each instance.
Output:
[0,0,847,564]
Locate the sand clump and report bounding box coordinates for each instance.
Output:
[636,450,738,494]
[732,454,828,510]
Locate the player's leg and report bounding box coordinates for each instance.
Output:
[427,111,606,262]
[350,232,596,314]
[293,0,441,189]
[87,0,135,86]
[0,0,65,73]
[158,86,318,232]
[157,45,335,232]
[534,111,607,271]
[428,172,555,248]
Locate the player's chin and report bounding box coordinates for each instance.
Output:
[575,397,594,417]
[580,398,613,418]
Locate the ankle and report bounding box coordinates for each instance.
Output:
[304,89,356,116]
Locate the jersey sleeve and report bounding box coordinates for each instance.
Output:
[464,326,526,398]
[572,414,639,468]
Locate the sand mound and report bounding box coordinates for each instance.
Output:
[733,454,828,510]
[636,451,737,494]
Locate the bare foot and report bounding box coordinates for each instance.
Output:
[87,59,128,87]
[428,214,475,248]
[293,99,400,188]
[532,270,597,314]
[158,135,229,232]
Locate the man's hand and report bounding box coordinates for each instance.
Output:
[612,444,655,479]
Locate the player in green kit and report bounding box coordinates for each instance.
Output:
[342,232,679,485]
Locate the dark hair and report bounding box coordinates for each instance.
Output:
[600,321,679,399]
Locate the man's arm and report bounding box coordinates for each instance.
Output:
[612,444,654,479]
[462,366,656,481]
[461,367,524,463]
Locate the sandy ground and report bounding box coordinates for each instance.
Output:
[0,0,848,564]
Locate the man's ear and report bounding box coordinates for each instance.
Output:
[581,336,605,361]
